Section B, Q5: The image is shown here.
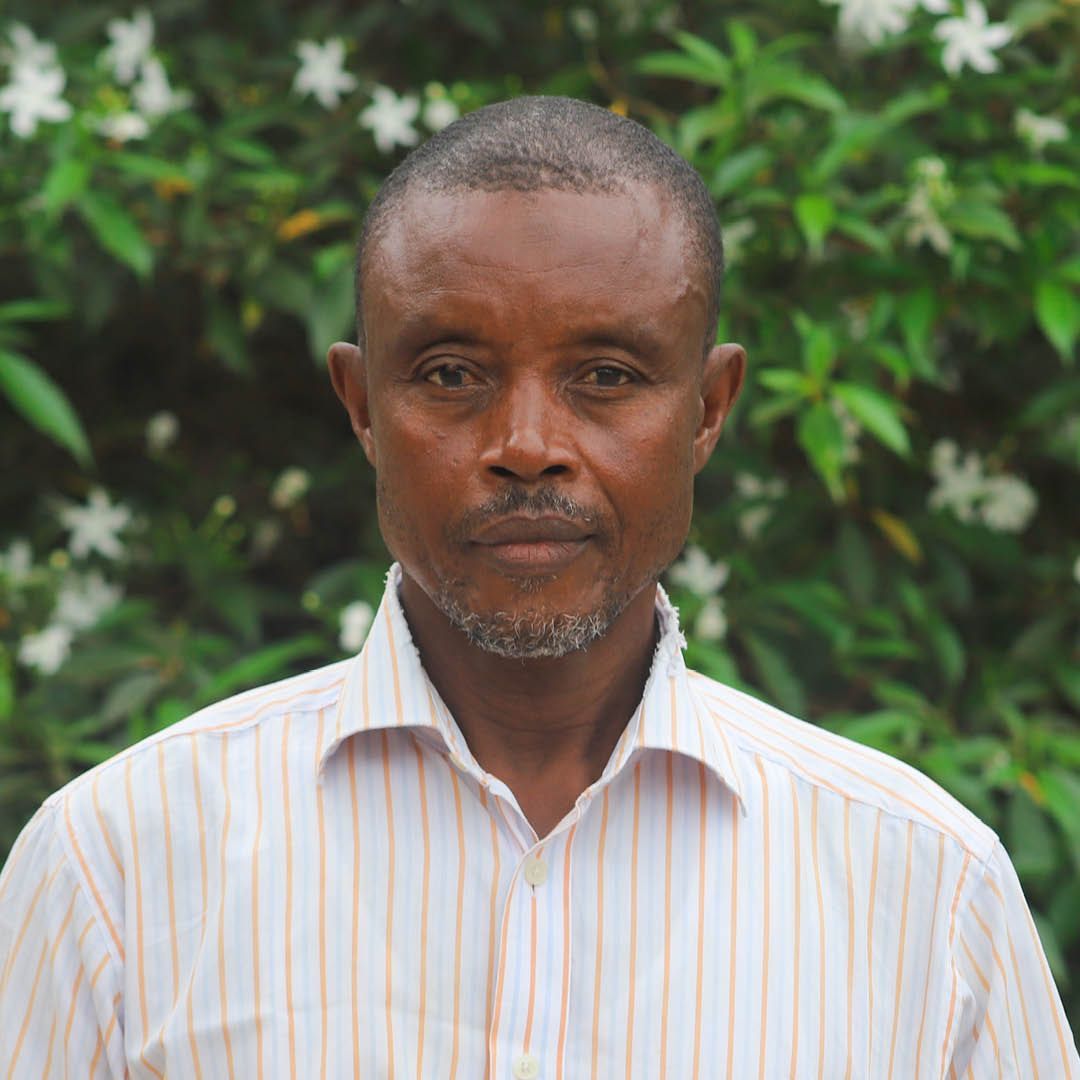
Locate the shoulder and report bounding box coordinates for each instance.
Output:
[687,668,998,865]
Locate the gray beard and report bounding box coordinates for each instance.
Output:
[431,585,629,659]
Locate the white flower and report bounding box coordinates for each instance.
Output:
[903,157,955,255]
[145,410,179,453]
[360,85,420,154]
[422,95,459,132]
[933,0,1011,75]
[735,473,787,539]
[1015,109,1068,154]
[132,56,191,118]
[3,23,58,75]
[0,61,71,137]
[58,488,133,560]
[824,0,917,46]
[18,624,73,675]
[270,467,311,510]
[98,110,150,142]
[569,7,600,40]
[293,38,357,109]
[694,597,728,642]
[668,545,729,597]
[54,570,122,631]
[1073,554,1080,586]
[928,439,985,522]
[339,600,374,652]
[919,0,951,11]
[101,9,154,85]
[0,538,33,586]
[978,474,1037,533]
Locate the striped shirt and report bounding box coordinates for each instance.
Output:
[1,565,1076,1078]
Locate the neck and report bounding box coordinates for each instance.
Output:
[398,571,660,817]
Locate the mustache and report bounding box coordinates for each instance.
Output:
[448,486,605,543]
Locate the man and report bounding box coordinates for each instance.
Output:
[1,96,1075,1078]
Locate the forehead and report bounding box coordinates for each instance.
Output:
[362,185,707,350]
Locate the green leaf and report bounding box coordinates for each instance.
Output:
[1034,279,1078,361]
[897,287,938,379]
[794,193,835,257]
[1039,768,1080,867]
[745,63,845,114]
[0,299,69,324]
[194,635,325,708]
[672,31,734,82]
[0,349,92,467]
[797,401,847,500]
[799,321,836,381]
[107,152,192,182]
[757,368,811,395]
[637,51,730,89]
[1006,791,1058,879]
[711,146,772,198]
[944,199,1020,251]
[832,382,911,457]
[742,631,807,716]
[77,192,154,278]
[42,157,91,217]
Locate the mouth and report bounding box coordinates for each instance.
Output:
[469,516,593,572]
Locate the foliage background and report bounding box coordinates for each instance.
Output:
[1,0,1077,1030]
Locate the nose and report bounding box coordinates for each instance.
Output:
[477,379,574,483]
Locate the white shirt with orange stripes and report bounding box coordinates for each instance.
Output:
[1,564,1076,1078]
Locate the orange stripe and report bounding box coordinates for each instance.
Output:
[412,736,432,1079]
[1019,900,1074,1077]
[985,876,1039,1077]
[866,810,883,1067]
[788,775,802,1080]
[969,900,1020,1065]
[481,786,500,1079]
[186,739,207,1080]
[347,732,362,1080]
[154,745,180,1011]
[91,773,123,878]
[61,963,85,1067]
[886,822,915,1080]
[624,760,642,1079]
[281,714,298,1080]
[811,788,827,1080]
[250,726,265,1079]
[589,787,611,1080]
[555,821,579,1080]
[216,735,236,1080]
[522,892,539,1050]
[447,766,467,1080]
[63,798,123,960]
[0,866,56,998]
[913,834,946,1078]
[755,756,772,1080]
[843,799,855,1080]
[6,936,48,1075]
[88,998,120,1078]
[937,854,973,1077]
[691,761,708,1078]
[123,756,155,1074]
[40,1015,58,1077]
[698,686,969,840]
[659,751,675,1080]
[726,788,739,1080]
[488,857,517,1071]
[381,730,397,1080]
[315,711,329,1080]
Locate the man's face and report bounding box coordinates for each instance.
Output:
[330,183,744,657]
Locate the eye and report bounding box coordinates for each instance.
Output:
[582,365,635,388]
[424,363,473,389]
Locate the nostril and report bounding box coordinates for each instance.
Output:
[542,464,569,476]
[490,465,517,479]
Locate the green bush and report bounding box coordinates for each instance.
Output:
[1,0,1077,1026]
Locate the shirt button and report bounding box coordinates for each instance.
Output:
[513,1053,540,1079]
[524,857,548,886]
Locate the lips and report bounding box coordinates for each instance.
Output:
[471,516,592,545]
[469,516,593,573]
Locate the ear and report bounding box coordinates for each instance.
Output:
[327,342,377,467]
[693,342,746,474]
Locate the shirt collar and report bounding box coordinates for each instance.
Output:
[320,563,746,809]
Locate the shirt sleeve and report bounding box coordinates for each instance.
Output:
[0,801,125,1078]
[949,838,1079,1077]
